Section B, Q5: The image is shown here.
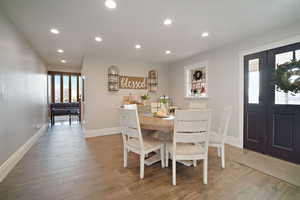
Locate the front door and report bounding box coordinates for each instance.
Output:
[244,42,300,164]
[244,52,268,154]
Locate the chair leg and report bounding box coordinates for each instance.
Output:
[217,147,221,157]
[221,145,225,169]
[193,160,197,167]
[172,157,176,185]
[165,151,169,167]
[123,147,128,168]
[140,154,145,179]
[160,146,165,168]
[203,157,208,184]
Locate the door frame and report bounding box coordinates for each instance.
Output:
[237,35,300,149]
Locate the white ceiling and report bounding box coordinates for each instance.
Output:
[1,0,300,69]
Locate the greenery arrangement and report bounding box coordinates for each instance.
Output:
[274,59,300,94]
[159,95,169,104]
[141,93,150,100]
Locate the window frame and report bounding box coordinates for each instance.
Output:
[184,61,208,99]
[48,71,81,104]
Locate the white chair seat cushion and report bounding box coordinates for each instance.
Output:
[127,136,162,152]
[167,143,206,156]
[209,131,223,145]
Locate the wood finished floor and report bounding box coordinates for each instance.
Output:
[0,124,300,200]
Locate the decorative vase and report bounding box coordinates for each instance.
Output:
[161,103,167,113]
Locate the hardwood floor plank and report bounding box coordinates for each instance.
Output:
[0,124,299,200]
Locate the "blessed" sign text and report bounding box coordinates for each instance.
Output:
[119,76,147,89]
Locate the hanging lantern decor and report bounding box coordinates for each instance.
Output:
[108,65,120,91]
[148,70,158,92]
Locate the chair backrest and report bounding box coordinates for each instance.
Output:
[151,102,161,113]
[217,106,232,141]
[123,104,138,110]
[188,102,207,110]
[119,107,144,150]
[174,109,212,145]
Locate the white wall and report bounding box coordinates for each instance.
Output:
[0,12,47,165]
[81,55,169,133]
[168,23,300,148]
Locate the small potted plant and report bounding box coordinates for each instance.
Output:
[141,93,150,105]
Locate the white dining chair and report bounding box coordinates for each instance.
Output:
[151,102,161,113]
[123,104,138,109]
[119,107,165,179]
[188,102,207,110]
[209,106,232,169]
[166,109,212,185]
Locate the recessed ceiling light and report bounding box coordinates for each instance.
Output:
[61,59,66,63]
[165,50,171,54]
[201,32,209,37]
[163,18,172,26]
[95,36,103,42]
[57,49,64,53]
[50,28,60,34]
[135,44,141,49]
[105,0,117,9]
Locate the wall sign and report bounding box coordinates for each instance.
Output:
[119,76,147,89]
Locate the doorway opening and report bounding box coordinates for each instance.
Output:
[47,71,84,126]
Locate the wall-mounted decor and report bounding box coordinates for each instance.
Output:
[191,68,206,95]
[148,70,158,92]
[108,65,120,91]
[184,62,208,98]
[119,76,147,89]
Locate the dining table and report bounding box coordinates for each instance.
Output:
[139,113,193,167]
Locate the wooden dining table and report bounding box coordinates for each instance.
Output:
[140,113,174,133]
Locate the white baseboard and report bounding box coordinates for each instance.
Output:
[85,127,121,138]
[0,124,48,183]
[225,135,242,149]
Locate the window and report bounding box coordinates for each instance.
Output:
[71,75,78,102]
[48,72,81,103]
[296,50,300,60]
[184,62,208,98]
[79,76,82,101]
[275,51,300,105]
[63,75,70,103]
[54,75,61,103]
[248,58,260,104]
[48,75,52,104]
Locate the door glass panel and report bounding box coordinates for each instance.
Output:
[296,50,300,60]
[48,75,52,104]
[54,75,61,103]
[71,76,78,102]
[63,75,70,103]
[248,58,260,104]
[275,51,300,105]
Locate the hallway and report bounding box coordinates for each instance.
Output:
[0,125,300,200]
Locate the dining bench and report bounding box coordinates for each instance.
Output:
[50,103,81,125]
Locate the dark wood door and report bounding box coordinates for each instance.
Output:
[266,43,300,164]
[244,52,268,153]
[244,42,300,164]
